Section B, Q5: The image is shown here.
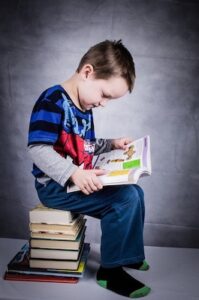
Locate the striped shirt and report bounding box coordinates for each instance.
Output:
[28,85,96,178]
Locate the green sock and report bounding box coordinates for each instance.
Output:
[124,260,150,271]
[96,266,151,298]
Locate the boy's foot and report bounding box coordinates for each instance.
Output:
[124,260,150,271]
[96,266,151,298]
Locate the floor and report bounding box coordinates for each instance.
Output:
[0,238,199,300]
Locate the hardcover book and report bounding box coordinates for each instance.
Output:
[30,219,86,240]
[29,204,78,224]
[4,272,79,283]
[29,241,85,270]
[30,238,84,260]
[29,215,83,234]
[30,226,86,250]
[6,242,90,278]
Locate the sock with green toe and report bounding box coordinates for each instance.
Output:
[125,260,150,271]
[96,266,151,298]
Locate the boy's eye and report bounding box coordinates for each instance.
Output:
[102,93,111,99]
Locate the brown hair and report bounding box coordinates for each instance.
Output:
[76,40,135,93]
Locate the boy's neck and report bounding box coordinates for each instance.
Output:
[61,74,84,111]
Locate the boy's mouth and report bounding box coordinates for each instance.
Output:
[87,105,97,109]
[85,103,100,110]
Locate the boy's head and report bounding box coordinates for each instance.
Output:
[74,40,135,111]
[77,39,135,93]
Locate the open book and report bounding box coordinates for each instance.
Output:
[67,135,152,192]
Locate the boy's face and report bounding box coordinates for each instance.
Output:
[77,65,129,111]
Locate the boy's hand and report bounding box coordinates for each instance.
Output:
[70,169,106,195]
[111,137,133,151]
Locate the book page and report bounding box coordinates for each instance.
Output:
[92,136,151,185]
[93,138,144,172]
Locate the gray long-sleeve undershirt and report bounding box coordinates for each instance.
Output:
[28,139,113,187]
[28,144,78,186]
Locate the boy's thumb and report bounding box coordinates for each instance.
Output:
[93,169,108,176]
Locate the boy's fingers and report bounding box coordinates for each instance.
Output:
[87,178,98,191]
[126,137,133,144]
[82,183,94,194]
[93,169,108,176]
[86,177,103,191]
[123,144,129,150]
[84,184,93,194]
[91,176,103,190]
[81,187,89,195]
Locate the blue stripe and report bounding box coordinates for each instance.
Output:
[56,98,64,109]
[85,130,95,140]
[28,130,58,143]
[30,110,61,124]
[71,106,92,120]
[44,85,61,97]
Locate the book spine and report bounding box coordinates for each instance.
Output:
[4,272,79,283]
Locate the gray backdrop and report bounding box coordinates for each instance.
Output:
[0,0,199,248]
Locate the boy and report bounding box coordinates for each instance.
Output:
[28,40,151,298]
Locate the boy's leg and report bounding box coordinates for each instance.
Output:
[122,184,149,271]
[99,185,145,267]
[35,180,150,298]
[36,180,145,265]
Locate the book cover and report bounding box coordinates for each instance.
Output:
[29,204,78,224]
[4,272,79,283]
[29,241,86,270]
[30,237,85,260]
[30,226,86,250]
[29,214,84,234]
[67,135,152,192]
[30,219,86,240]
[7,243,90,277]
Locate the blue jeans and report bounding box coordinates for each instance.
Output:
[35,179,145,267]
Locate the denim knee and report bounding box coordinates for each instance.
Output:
[111,185,141,210]
[127,185,142,208]
[133,184,144,200]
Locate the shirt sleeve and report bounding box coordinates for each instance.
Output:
[28,98,63,146]
[94,138,113,155]
[28,144,78,187]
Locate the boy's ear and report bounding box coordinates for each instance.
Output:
[79,64,94,79]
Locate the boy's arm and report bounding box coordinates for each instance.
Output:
[94,138,113,155]
[28,144,78,187]
[94,137,133,154]
[95,137,133,155]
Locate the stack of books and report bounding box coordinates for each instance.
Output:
[4,204,90,283]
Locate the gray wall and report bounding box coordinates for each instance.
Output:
[0,0,199,248]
